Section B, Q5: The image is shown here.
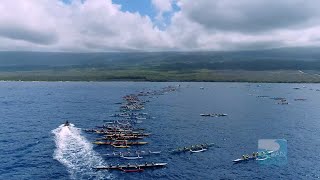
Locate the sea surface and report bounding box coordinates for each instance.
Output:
[0,82,320,180]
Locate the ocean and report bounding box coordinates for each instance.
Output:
[0,82,319,179]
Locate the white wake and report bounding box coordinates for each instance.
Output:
[52,124,112,180]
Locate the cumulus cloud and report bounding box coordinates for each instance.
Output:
[0,24,57,45]
[180,0,320,33]
[0,0,173,51]
[167,0,320,50]
[0,0,320,51]
[0,0,59,45]
[151,0,175,28]
[152,0,174,13]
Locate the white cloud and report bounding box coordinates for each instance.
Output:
[0,0,320,51]
[152,0,173,13]
[166,0,320,50]
[0,0,173,51]
[178,0,320,33]
[151,0,175,28]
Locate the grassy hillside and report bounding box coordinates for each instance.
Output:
[1,47,320,82]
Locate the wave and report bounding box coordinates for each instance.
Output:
[52,124,113,180]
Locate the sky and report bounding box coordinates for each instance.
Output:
[0,0,320,52]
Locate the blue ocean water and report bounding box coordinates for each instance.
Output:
[0,82,320,180]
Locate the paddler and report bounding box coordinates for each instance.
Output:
[64,120,70,126]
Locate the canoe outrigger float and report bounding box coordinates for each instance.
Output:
[112,144,131,148]
[190,148,207,153]
[233,150,274,163]
[121,154,143,160]
[94,162,167,172]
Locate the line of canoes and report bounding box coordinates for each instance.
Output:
[86,86,179,172]
[258,96,308,105]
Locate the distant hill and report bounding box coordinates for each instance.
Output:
[0,47,320,70]
[0,47,320,82]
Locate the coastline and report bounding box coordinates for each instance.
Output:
[0,79,319,83]
[1,69,320,83]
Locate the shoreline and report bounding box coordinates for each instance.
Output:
[0,79,319,83]
[0,69,319,83]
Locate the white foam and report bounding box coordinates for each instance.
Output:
[52,124,113,180]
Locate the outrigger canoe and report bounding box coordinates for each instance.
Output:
[233,157,256,163]
[96,136,144,140]
[104,131,150,135]
[172,143,217,153]
[93,141,148,146]
[94,126,139,130]
[233,150,274,163]
[148,151,161,154]
[106,133,150,137]
[106,127,145,131]
[94,163,167,171]
[94,130,141,134]
[200,113,228,117]
[103,150,161,158]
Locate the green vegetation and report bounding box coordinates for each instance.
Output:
[0,68,320,82]
[1,48,320,82]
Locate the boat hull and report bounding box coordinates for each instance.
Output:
[94,163,167,170]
